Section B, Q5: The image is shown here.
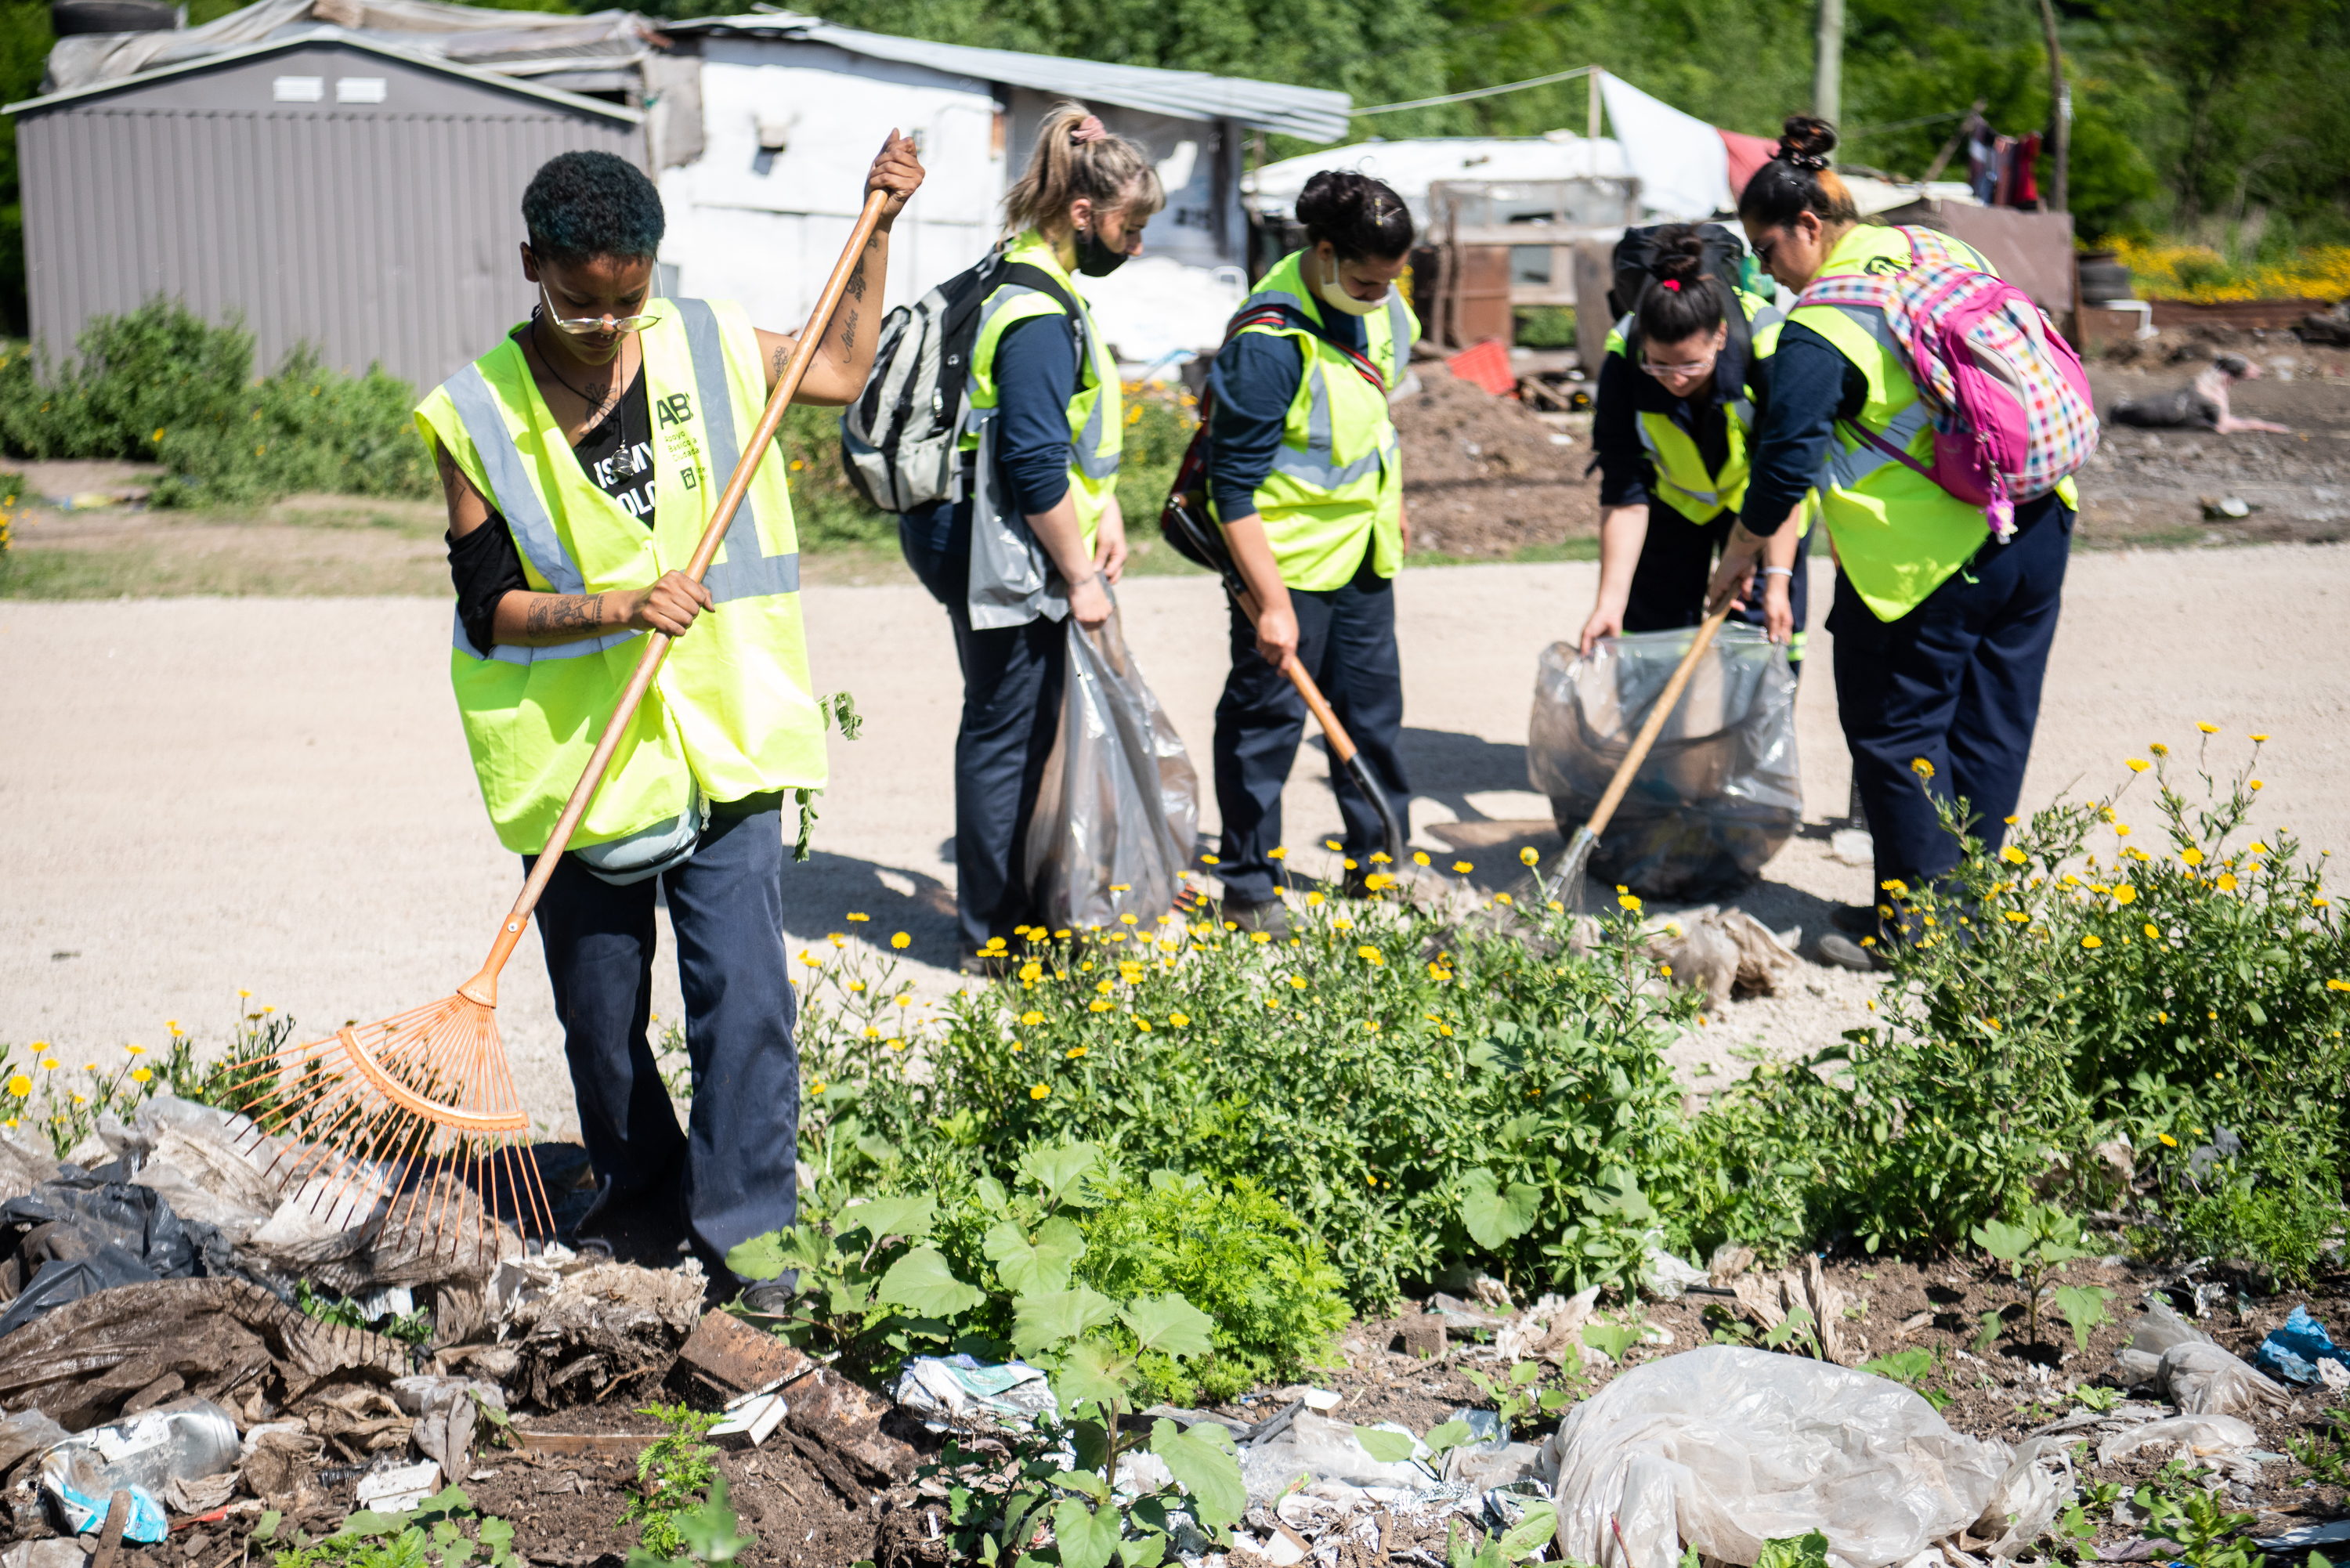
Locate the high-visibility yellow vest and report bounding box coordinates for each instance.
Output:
[1217,248,1419,591]
[1789,225,2077,621]
[414,298,823,854]
[1603,289,1806,530]
[961,229,1122,554]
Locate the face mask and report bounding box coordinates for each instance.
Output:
[1072,223,1130,278]
[1311,250,1387,317]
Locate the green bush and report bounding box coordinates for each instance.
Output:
[1514,306,1576,349]
[1076,1169,1350,1404]
[1679,734,2350,1272]
[0,298,431,506]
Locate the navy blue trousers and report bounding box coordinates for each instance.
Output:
[1625,509,1812,670]
[1829,494,2073,896]
[900,518,1068,955]
[526,805,798,1285]
[1213,546,1410,905]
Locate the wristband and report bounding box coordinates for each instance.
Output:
[1066,570,1098,591]
[1760,566,1795,578]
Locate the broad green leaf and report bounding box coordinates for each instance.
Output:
[842,1195,935,1239]
[1053,1498,1123,1568]
[1760,1308,1813,1352]
[2055,1284,2113,1349]
[1582,1321,1638,1362]
[1755,1531,1830,1568]
[1149,1418,1246,1528]
[1052,1339,1131,1416]
[1018,1140,1102,1207]
[1068,1419,1113,1476]
[1582,1169,1658,1223]
[1353,1424,1419,1464]
[1972,1219,2032,1265]
[1423,1419,1474,1454]
[337,1512,408,1538]
[985,1216,1086,1296]
[1459,1169,1541,1250]
[875,1245,985,1319]
[1859,1347,1935,1387]
[1121,1292,1216,1360]
[1013,1285,1119,1357]
[1048,1469,1110,1501]
[1509,1360,1540,1386]
[678,1483,754,1564]
[1498,1501,1559,1561]
[975,1176,1010,1212]
[1122,1530,1170,1567]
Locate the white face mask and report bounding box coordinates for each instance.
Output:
[1311,250,1388,317]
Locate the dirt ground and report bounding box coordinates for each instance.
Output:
[1390,366,1596,558]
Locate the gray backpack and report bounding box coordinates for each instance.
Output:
[839,251,1076,512]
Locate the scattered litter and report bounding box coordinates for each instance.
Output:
[2199,495,2258,520]
[1528,627,1801,899]
[1723,1256,1859,1365]
[2,1541,92,1568]
[2097,1413,2258,1466]
[392,1375,504,1476]
[2110,1302,2287,1415]
[353,1458,443,1514]
[1424,1293,1509,1332]
[2255,1521,2350,1553]
[1547,1346,2026,1568]
[2253,1304,2350,1386]
[1638,1239,1710,1300]
[1299,1388,1343,1411]
[0,1176,222,1338]
[1241,1411,1430,1503]
[1644,909,1802,1003]
[893,1354,1058,1436]
[239,1421,328,1511]
[709,1393,788,1447]
[501,1258,705,1408]
[1828,827,1875,868]
[1445,1440,1542,1491]
[1491,1285,1603,1365]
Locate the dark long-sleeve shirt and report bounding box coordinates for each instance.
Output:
[1735,320,1869,535]
[1205,308,1367,522]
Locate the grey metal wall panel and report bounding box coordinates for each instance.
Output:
[19,54,643,394]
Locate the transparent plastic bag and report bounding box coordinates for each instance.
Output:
[1023,605,1200,934]
[1528,627,1801,898]
[1548,1346,2019,1568]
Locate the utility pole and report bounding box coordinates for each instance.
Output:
[1813,0,1844,126]
[2037,0,2069,212]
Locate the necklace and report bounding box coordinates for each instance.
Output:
[530,313,624,421]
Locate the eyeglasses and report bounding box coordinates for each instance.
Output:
[538,281,660,336]
[1640,351,1718,379]
[1752,235,1781,270]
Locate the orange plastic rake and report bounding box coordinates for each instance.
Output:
[222,189,895,1266]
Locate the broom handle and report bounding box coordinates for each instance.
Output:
[1582,594,1737,843]
[461,190,890,1006]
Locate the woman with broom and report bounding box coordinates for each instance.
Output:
[415,138,923,1312]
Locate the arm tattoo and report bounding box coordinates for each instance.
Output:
[844,256,869,302]
[525,594,605,637]
[771,342,791,381]
[842,308,859,353]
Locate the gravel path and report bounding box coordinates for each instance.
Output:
[5,542,2347,1132]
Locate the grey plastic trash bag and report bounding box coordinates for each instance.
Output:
[1024,605,1200,933]
[1529,627,1800,898]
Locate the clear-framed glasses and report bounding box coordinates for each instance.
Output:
[538,281,660,336]
[1641,351,1718,379]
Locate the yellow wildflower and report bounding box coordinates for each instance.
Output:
[1030,1085,1050,1100]
[1413,851,1430,867]
[1358,945,1383,965]
[2126,758,2149,773]
[1068,1046,1088,1059]
[1269,847,1288,861]
[1618,893,1642,912]
[2145,923,2161,940]
[2217,873,2239,891]
[1021,1010,1045,1026]
[1911,757,1935,779]
[2182,848,2204,867]
[1452,861,1473,874]
[2112,885,2137,905]
[1170,1012,1190,1026]
[2081,935,2102,949]
[4,1076,26,1098]
[2159,1133,2177,1147]
[2001,846,2026,865]
[891,932,911,949]
[2196,721,2219,734]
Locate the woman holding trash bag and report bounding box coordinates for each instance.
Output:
[898,102,1164,967]
[1206,171,1419,934]
[1707,116,2080,973]
[1579,224,1813,669]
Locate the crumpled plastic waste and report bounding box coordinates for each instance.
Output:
[1021,605,1200,934]
[1546,1346,2055,1568]
[392,1375,506,1475]
[1528,627,1801,899]
[1491,1286,1604,1366]
[0,1176,226,1338]
[2253,1304,2350,1387]
[38,1398,240,1545]
[1242,1411,1430,1505]
[2097,1414,2258,1467]
[1645,908,1802,1003]
[2109,1301,2286,1415]
[1639,1238,1710,1301]
[892,1354,1059,1435]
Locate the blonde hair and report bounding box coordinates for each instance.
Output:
[1001,101,1166,238]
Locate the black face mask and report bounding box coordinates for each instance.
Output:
[1072,223,1130,278]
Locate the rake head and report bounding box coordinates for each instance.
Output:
[218,992,555,1270]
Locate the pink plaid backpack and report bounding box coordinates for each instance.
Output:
[1796,226,2099,540]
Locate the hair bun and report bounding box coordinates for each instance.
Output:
[1777,114,1838,171]
[1652,229,1709,282]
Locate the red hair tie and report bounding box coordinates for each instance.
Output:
[1661,279,1681,291]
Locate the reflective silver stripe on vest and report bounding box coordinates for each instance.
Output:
[1802,301,1932,493]
[1383,291,1411,383]
[1631,419,1723,507]
[451,607,640,664]
[446,363,584,596]
[1270,363,1386,490]
[982,284,1119,482]
[674,298,799,603]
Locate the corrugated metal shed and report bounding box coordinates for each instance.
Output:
[7,31,642,392]
[667,14,1353,144]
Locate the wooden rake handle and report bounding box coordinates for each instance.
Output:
[460,189,891,1006]
[1581,593,1738,844]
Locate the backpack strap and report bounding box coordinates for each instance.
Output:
[1230,298,1387,393]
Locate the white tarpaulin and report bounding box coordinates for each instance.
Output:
[1597,73,1730,221]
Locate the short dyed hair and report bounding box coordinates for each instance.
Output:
[522,150,664,264]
